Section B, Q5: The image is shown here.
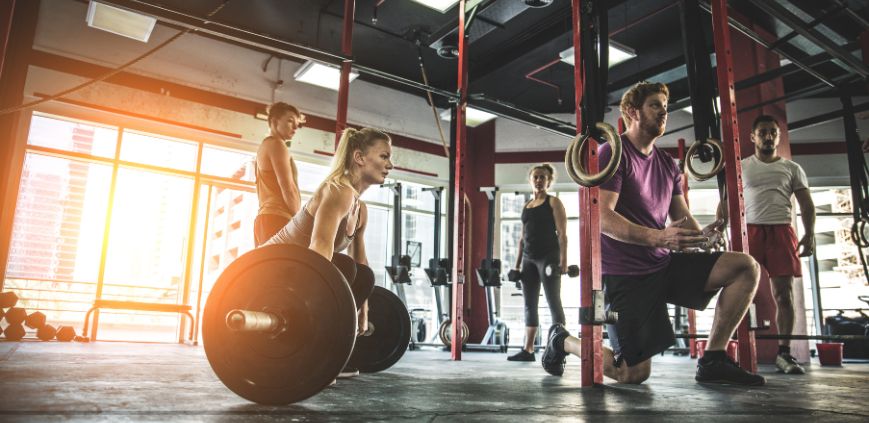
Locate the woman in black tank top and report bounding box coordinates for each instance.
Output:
[508,164,569,362]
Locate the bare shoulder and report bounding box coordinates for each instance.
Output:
[320,183,356,210]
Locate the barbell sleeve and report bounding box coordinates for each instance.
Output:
[226,309,282,332]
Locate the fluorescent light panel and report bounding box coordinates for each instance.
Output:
[86,1,157,42]
[439,107,497,127]
[681,97,721,114]
[559,41,637,68]
[293,61,359,91]
[411,0,459,13]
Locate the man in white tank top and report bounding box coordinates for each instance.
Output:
[719,115,815,375]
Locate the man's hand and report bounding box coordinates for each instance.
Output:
[656,217,707,251]
[701,218,727,250]
[797,234,815,257]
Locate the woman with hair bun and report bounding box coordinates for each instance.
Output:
[507,163,568,362]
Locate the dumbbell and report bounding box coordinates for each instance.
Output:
[506,269,522,289]
[37,324,57,341]
[25,311,46,330]
[56,326,77,342]
[4,324,25,341]
[0,291,18,308]
[4,307,26,325]
[544,264,579,278]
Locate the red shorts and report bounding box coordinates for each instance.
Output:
[747,224,802,278]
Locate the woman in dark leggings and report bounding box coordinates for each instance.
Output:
[508,164,568,362]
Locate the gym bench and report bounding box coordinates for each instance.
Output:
[82,300,196,343]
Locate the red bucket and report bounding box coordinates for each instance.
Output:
[817,342,843,366]
[695,340,739,363]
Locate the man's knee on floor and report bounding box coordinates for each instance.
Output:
[618,366,650,384]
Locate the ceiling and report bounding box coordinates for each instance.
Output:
[100,0,869,134]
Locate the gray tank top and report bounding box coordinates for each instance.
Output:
[262,203,360,253]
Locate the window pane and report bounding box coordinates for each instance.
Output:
[4,154,112,326]
[201,146,254,181]
[189,185,258,342]
[361,182,393,205]
[120,131,198,171]
[558,191,580,218]
[28,114,117,158]
[500,192,528,219]
[295,160,329,193]
[363,206,390,286]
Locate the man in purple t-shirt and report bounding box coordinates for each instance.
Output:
[541,82,765,386]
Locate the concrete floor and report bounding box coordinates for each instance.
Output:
[1,341,868,422]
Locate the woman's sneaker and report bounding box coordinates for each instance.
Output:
[775,353,806,374]
[695,355,766,386]
[541,324,569,376]
[338,366,359,378]
[507,350,536,362]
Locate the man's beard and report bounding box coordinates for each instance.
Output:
[760,143,775,154]
[641,117,665,137]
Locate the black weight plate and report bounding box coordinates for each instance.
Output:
[202,244,357,405]
[348,286,410,373]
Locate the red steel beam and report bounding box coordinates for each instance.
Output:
[573,0,603,387]
[335,0,356,148]
[0,0,14,81]
[711,0,757,373]
[451,0,469,361]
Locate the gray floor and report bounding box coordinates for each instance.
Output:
[1,341,867,422]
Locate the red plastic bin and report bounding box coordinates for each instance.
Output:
[817,342,843,366]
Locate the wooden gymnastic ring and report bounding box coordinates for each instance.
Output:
[564,122,622,187]
[685,138,725,181]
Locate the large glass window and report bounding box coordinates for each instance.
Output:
[4,112,446,343]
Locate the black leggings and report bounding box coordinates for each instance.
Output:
[520,252,566,327]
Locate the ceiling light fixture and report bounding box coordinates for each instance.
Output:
[559,40,637,68]
[439,107,497,127]
[293,61,359,91]
[525,0,554,8]
[86,1,157,42]
[411,0,459,13]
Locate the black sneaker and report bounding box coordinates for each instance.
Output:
[775,353,806,374]
[695,356,766,386]
[507,350,536,362]
[541,324,569,376]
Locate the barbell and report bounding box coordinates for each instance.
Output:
[202,245,410,405]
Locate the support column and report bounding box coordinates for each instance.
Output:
[572,0,603,386]
[334,0,355,148]
[710,0,757,373]
[450,0,469,360]
[466,121,496,341]
[0,0,37,289]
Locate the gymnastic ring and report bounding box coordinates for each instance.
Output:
[564,122,622,187]
[685,138,725,181]
[851,218,869,248]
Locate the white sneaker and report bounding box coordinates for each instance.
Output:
[338,366,360,378]
[776,353,806,374]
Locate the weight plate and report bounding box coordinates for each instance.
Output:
[438,319,470,347]
[348,286,410,373]
[202,244,357,405]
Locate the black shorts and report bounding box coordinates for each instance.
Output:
[604,252,724,367]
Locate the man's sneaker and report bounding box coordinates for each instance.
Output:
[696,356,766,386]
[775,353,806,374]
[338,366,359,378]
[541,324,569,376]
[507,350,536,362]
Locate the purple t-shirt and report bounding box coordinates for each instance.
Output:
[598,135,683,275]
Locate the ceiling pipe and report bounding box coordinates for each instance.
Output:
[749,0,869,78]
